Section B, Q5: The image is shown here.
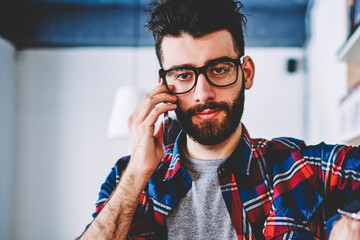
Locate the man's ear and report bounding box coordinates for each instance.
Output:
[158,76,163,85]
[242,56,255,90]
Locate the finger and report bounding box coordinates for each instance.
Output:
[138,84,175,108]
[128,103,176,137]
[141,84,174,101]
[135,92,177,123]
[144,103,177,127]
[154,120,164,144]
[154,118,173,145]
[133,85,168,111]
[128,85,176,129]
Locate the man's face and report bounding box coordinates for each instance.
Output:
[161,30,252,145]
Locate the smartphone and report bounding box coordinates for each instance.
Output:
[161,77,170,146]
[163,111,170,146]
[337,199,360,219]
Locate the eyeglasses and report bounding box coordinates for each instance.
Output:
[159,57,243,95]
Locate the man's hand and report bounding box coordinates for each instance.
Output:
[79,85,177,240]
[127,84,177,178]
[329,216,360,240]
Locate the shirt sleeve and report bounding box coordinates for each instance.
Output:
[303,142,360,217]
[91,156,130,220]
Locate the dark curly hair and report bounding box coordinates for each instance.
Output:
[145,0,247,67]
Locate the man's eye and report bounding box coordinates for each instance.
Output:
[213,67,228,74]
[166,70,194,82]
[208,62,234,76]
[176,72,193,81]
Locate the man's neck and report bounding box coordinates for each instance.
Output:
[185,124,243,161]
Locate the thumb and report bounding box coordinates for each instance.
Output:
[154,118,173,145]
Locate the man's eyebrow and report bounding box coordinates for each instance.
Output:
[168,63,196,70]
[204,56,234,65]
[167,56,235,70]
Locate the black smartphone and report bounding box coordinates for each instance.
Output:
[161,77,171,145]
[163,111,170,145]
[338,199,360,219]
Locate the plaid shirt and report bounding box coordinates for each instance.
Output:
[92,124,360,239]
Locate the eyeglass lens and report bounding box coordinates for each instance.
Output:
[165,61,237,94]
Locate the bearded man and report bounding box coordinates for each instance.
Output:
[78,0,360,239]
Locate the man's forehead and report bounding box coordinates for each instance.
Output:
[161,30,238,69]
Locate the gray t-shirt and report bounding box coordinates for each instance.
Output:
[165,154,238,239]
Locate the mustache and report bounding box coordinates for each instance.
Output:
[186,101,231,117]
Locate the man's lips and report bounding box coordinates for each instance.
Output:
[193,108,223,120]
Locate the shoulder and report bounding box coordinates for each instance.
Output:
[265,137,348,160]
[250,137,306,156]
[250,137,306,166]
[270,137,306,151]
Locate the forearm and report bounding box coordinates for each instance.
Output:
[80,167,149,240]
[79,85,176,239]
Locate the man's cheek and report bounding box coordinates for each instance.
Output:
[176,103,190,117]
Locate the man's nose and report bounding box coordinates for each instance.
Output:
[193,73,215,103]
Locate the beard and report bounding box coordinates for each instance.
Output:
[175,83,245,146]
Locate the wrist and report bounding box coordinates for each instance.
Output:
[126,157,157,180]
[120,164,151,194]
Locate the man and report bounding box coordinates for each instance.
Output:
[79,0,360,239]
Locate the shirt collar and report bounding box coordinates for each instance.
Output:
[221,124,253,176]
[162,123,254,181]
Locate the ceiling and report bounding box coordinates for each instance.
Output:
[0,0,310,49]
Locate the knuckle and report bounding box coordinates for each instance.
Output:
[127,113,138,126]
[144,97,152,106]
[153,106,162,114]
[127,119,135,131]
[144,92,150,98]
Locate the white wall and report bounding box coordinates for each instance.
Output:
[13,47,159,240]
[306,0,348,144]
[243,48,305,140]
[0,36,16,240]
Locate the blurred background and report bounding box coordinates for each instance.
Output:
[1,0,360,239]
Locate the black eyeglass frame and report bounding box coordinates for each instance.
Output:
[159,57,244,95]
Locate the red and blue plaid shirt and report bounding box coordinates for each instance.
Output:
[92,124,360,239]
